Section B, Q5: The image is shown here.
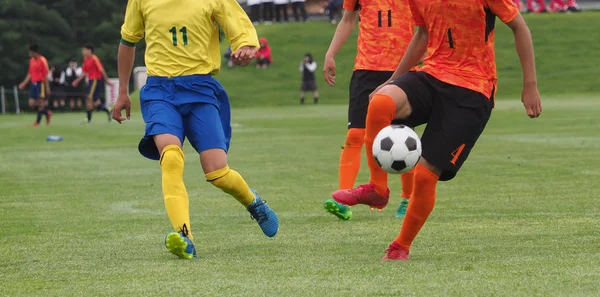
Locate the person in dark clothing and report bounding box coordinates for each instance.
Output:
[299,53,318,104]
[291,0,308,22]
[49,65,65,110]
[62,58,83,110]
[275,0,290,22]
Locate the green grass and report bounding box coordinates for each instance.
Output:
[215,12,600,107]
[1,96,600,296]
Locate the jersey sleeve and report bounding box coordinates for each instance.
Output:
[408,0,425,26]
[93,56,105,73]
[214,0,259,52]
[343,0,359,11]
[121,0,145,46]
[485,0,519,23]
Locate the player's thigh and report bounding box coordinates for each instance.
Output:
[348,70,392,129]
[141,100,185,153]
[420,84,493,181]
[384,71,435,127]
[183,103,229,172]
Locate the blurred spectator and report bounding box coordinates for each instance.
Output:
[224,47,234,68]
[299,53,318,104]
[512,0,523,11]
[291,0,308,22]
[527,0,547,12]
[255,37,272,69]
[48,65,65,110]
[62,58,83,110]
[324,0,343,24]
[248,0,262,24]
[262,0,275,24]
[550,0,582,11]
[275,0,290,23]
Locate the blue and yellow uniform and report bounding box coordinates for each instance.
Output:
[120,0,259,160]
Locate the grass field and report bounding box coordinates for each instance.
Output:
[1,96,600,296]
[2,10,600,297]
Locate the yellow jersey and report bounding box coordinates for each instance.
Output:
[120,0,259,77]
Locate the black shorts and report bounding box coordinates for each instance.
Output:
[390,71,494,181]
[348,70,393,129]
[301,80,317,91]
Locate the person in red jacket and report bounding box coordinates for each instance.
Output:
[255,37,272,69]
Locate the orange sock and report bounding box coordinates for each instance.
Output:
[365,94,396,195]
[339,128,365,189]
[394,163,439,250]
[400,170,414,199]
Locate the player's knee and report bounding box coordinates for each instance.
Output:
[418,157,442,177]
[345,128,365,147]
[200,148,228,174]
[160,145,184,172]
[376,85,411,119]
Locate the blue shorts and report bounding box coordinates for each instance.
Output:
[138,75,232,161]
[87,79,105,101]
[28,82,46,99]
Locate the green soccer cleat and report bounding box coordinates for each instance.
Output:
[324,199,353,220]
[164,231,197,260]
[395,198,409,218]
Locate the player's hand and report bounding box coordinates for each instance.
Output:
[72,81,79,87]
[323,55,336,86]
[46,86,51,96]
[521,84,542,118]
[112,92,131,124]
[106,80,115,87]
[18,82,26,90]
[232,46,257,67]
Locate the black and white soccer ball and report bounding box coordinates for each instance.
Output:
[372,125,422,174]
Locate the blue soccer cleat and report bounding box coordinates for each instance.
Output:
[247,189,279,237]
[164,230,197,259]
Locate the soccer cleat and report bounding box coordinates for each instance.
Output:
[323,199,352,220]
[46,110,52,126]
[107,106,113,122]
[381,241,410,261]
[81,118,90,125]
[247,189,279,237]
[331,183,390,210]
[30,122,39,127]
[164,231,197,259]
[395,198,409,218]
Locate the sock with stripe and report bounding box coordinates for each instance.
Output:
[206,166,255,207]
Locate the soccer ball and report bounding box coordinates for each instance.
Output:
[372,125,422,174]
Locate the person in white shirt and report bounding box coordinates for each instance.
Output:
[291,0,308,22]
[298,53,318,104]
[62,59,83,110]
[274,0,289,23]
[248,0,262,24]
[261,0,275,24]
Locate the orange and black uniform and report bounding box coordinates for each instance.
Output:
[390,0,519,181]
[82,54,106,101]
[28,56,49,99]
[344,0,413,129]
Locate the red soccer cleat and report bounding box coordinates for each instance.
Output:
[331,183,390,210]
[381,241,410,261]
[46,110,53,125]
[30,122,39,127]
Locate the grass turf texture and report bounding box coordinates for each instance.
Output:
[2,12,600,297]
[1,97,599,296]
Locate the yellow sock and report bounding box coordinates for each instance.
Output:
[206,166,255,207]
[160,145,193,240]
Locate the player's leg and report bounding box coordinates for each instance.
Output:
[312,85,319,104]
[383,75,494,261]
[300,90,305,104]
[141,98,196,259]
[395,170,414,218]
[185,102,278,237]
[84,80,97,123]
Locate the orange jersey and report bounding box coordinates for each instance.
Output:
[410,0,519,99]
[28,56,49,83]
[82,55,106,80]
[344,0,414,71]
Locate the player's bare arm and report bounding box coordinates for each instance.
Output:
[370,26,428,97]
[506,14,542,118]
[18,73,31,90]
[323,9,358,86]
[112,43,135,123]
